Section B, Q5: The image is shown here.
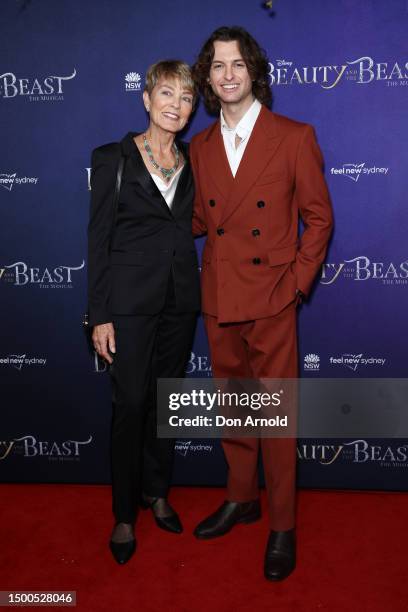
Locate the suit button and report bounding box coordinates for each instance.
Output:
[252,257,261,265]
[257,201,265,208]
[217,228,224,236]
[209,199,216,207]
[252,229,260,236]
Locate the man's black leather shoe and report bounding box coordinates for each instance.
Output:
[109,537,136,565]
[264,529,296,581]
[194,500,261,539]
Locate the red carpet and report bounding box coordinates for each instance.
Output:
[1,485,407,611]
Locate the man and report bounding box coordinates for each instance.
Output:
[189,26,333,581]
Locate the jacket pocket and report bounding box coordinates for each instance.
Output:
[110,251,146,266]
[267,243,297,267]
[256,171,287,186]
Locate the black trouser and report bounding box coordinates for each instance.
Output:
[110,275,197,524]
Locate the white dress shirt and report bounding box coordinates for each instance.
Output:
[150,164,183,208]
[220,98,262,177]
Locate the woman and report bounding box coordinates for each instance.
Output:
[87,60,200,564]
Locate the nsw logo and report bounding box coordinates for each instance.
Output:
[303,353,320,371]
[125,72,142,92]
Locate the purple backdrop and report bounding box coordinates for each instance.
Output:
[1,0,407,489]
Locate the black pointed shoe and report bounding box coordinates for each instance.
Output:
[194,500,261,539]
[264,529,296,581]
[109,537,136,565]
[140,496,183,534]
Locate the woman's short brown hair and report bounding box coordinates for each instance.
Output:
[144,60,197,106]
[192,26,272,114]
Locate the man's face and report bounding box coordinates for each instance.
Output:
[209,40,253,108]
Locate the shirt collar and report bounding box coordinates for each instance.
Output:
[220,98,262,140]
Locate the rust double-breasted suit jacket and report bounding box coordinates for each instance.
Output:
[190,105,333,324]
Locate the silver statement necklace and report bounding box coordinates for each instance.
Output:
[143,133,180,182]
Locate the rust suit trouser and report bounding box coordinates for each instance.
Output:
[204,301,298,531]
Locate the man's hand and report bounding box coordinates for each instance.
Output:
[295,288,305,306]
[92,322,116,364]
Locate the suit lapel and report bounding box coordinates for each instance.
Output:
[121,132,173,218]
[201,121,234,201]
[219,108,283,224]
[121,133,195,218]
[130,155,174,219]
[169,157,191,217]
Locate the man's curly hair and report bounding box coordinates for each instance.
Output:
[192,26,272,115]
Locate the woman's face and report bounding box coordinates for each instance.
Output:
[143,76,194,134]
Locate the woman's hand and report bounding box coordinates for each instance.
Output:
[92,323,116,364]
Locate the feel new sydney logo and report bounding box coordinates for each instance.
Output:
[330,162,389,182]
[0,172,38,191]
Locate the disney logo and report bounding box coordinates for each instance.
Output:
[276,59,293,67]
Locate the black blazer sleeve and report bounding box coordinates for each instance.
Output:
[87,142,121,327]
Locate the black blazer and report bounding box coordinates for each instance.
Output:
[87,132,201,326]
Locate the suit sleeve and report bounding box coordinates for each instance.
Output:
[294,125,334,296]
[87,145,119,327]
[189,136,208,237]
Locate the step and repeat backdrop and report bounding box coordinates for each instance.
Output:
[1,0,407,489]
